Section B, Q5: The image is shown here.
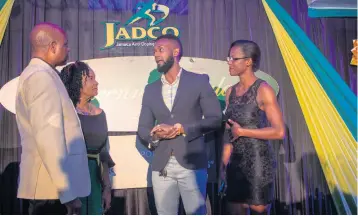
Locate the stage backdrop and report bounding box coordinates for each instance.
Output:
[0,0,356,214]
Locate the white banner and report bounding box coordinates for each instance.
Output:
[0,56,278,132]
[109,135,153,189]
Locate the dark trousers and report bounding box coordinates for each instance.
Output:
[28,199,67,215]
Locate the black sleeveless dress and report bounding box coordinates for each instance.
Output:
[224,79,276,205]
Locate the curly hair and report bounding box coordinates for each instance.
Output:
[59,61,90,106]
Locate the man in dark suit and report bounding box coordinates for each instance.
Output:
[137,34,222,214]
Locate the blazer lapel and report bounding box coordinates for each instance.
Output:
[155,80,171,114]
[172,70,187,111]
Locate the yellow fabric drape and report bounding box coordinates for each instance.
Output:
[351,39,357,66]
[263,0,357,214]
[0,0,14,45]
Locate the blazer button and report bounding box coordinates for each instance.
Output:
[171,114,174,118]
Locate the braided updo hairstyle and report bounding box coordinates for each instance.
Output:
[229,40,261,71]
[59,61,90,106]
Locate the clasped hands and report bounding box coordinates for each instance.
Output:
[150,123,184,140]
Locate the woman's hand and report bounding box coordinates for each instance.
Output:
[228,119,242,141]
[222,143,233,167]
[101,162,112,213]
[102,186,111,213]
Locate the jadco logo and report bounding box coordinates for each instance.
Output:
[101,0,180,49]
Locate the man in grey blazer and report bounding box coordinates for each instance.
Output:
[137,34,222,214]
[15,23,90,214]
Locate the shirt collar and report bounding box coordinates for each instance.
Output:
[161,68,183,85]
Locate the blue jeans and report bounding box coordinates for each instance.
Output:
[152,156,207,215]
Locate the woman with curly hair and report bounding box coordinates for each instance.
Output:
[59,61,114,215]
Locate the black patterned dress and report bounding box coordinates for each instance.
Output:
[224,79,276,205]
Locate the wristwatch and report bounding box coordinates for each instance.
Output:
[150,135,160,148]
[178,124,186,137]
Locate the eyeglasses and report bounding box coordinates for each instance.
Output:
[226,56,249,62]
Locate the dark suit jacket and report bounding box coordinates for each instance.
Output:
[137,70,222,171]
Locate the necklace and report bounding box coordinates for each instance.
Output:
[76,103,92,115]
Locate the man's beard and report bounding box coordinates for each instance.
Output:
[157,56,174,74]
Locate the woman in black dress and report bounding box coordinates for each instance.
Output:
[221,40,285,214]
[60,61,115,214]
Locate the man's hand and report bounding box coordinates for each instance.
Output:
[65,198,81,215]
[150,124,179,140]
[173,123,184,135]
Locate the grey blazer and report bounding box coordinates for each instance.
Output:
[137,70,222,171]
